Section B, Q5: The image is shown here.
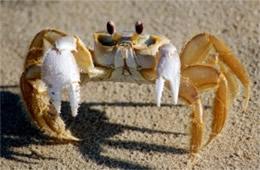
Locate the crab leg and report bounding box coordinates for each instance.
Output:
[166,78,204,160]
[180,33,250,111]
[218,60,239,104]
[182,65,228,145]
[155,44,180,106]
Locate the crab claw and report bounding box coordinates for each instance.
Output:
[41,36,80,117]
[156,44,180,107]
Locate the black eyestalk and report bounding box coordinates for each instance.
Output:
[135,21,143,34]
[107,21,116,35]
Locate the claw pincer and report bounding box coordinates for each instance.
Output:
[156,44,180,106]
[41,36,80,117]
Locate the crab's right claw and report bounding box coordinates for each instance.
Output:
[156,44,181,107]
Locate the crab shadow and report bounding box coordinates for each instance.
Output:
[1,90,188,169]
[0,90,58,163]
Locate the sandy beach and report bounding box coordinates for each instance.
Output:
[1,1,259,169]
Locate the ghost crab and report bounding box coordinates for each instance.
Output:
[20,21,250,160]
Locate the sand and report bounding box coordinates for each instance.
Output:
[1,0,259,169]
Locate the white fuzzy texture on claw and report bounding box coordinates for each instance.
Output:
[156,44,180,107]
[41,36,80,117]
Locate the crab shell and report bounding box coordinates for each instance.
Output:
[92,32,168,81]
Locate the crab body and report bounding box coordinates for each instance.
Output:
[90,31,173,84]
[92,32,163,83]
[20,21,250,162]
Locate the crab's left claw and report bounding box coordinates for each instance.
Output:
[20,29,99,141]
[156,44,181,107]
[41,36,80,117]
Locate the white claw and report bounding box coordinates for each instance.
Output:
[67,82,80,117]
[156,44,180,106]
[41,36,80,116]
[55,36,77,52]
[156,76,165,107]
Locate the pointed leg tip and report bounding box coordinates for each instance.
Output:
[58,130,81,142]
[63,134,81,142]
[188,154,196,169]
[242,108,247,114]
[52,102,61,115]
[205,134,216,146]
[189,154,195,163]
[71,107,78,117]
[243,100,249,113]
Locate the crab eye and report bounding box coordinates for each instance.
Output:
[135,21,144,34]
[107,21,116,35]
[98,36,115,46]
